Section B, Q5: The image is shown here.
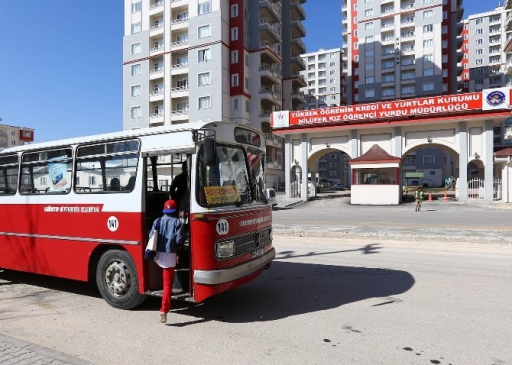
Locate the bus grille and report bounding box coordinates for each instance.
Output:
[228,226,272,258]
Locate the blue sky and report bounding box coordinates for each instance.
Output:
[0,1,498,143]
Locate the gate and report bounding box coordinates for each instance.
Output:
[468,178,484,199]
[467,178,503,201]
[494,179,502,201]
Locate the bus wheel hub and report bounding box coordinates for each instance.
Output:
[105,261,131,296]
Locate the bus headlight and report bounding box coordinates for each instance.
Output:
[216,240,235,259]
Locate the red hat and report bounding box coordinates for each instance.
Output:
[163,199,177,214]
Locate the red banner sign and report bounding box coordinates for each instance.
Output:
[271,88,512,129]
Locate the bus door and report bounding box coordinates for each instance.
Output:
[143,151,192,298]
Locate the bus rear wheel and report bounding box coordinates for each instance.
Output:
[96,250,147,310]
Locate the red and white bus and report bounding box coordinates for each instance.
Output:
[0,121,274,309]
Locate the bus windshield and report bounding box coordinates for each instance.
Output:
[197,144,266,207]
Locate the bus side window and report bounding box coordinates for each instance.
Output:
[0,155,19,196]
[75,139,140,194]
[20,147,72,195]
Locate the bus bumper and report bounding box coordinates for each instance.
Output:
[193,248,276,285]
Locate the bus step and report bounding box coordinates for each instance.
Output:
[146,289,191,298]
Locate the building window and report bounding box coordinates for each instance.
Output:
[365,89,375,97]
[382,88,395,97]
[131,64,141,76]
[231,27,238,41]
[423,24,433,32]
[364,8,374,16]
[366,76,374,83]
[423,68,434,76]
[231,50,238,64]
[423,10,433,18]
[131,43,141,55]
[423,156,435,164]
[131,22,141,34]
[198,48,211,62]
[423,82,434,91]
[198,24,211,39]
[231,4,238,17]
[423,39,433,48]
[246,100,250,112]
[365,63,374,70]
[131,106,141,118]
[198,1,211,15]
[423,54,433,62]
[365,49,374,56]
[198,96,211,109]
[198,72,211,86]
[131,85,141,97]
[401,86,414,94]
[233,98,239,110]
[231,74,239,87]
[131,1,141,13]
[475,18,483,24]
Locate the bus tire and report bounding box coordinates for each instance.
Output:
[96,250,147,310]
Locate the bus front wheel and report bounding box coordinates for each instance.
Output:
[96,250,147,310]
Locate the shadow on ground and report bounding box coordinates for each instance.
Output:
[139,245,415,324]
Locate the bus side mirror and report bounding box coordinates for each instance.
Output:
[203,137,216,166]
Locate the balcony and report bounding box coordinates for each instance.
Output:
[170,85,189,98]
[291,54,306,69]
[150,89,164,102]
[259,63,282,84]
[291,18,306,37]
[260,110,273,123]
[171,16,189,30]
[170,107,189,123]
[149,67,164,80]
[150,44,164,54]
[149,0,164,15]
[290,0,306,21]
[259,86,282,104]
[260,40,282,60]
[150,22,164,37]
[291,89,306,103]
[259,18,282,42]
[505,60,512,75]
[171,62,188,75]
[505,35,512,53]
[150,110,164,125]
[291,71,307,87]
[259,0,281,22]
[291,37,306,53]
[170,39,188,49]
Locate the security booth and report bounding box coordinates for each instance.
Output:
[349,144,401,205]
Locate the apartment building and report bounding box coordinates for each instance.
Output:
[463,6,512,148]
[122,0,307,189]
[341,0,464,104]
[300,48,344,109]
[0,122,34,148]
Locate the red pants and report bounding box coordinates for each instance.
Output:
[160,267,175,313]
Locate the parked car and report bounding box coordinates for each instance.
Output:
[330,184,344,190]
[266,188,278,207]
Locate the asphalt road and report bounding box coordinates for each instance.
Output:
[273,192,512,243]
[1,235,511,365]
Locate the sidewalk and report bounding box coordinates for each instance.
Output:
[0,334,91,365]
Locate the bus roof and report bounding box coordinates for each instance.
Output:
[0,121,262,154]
